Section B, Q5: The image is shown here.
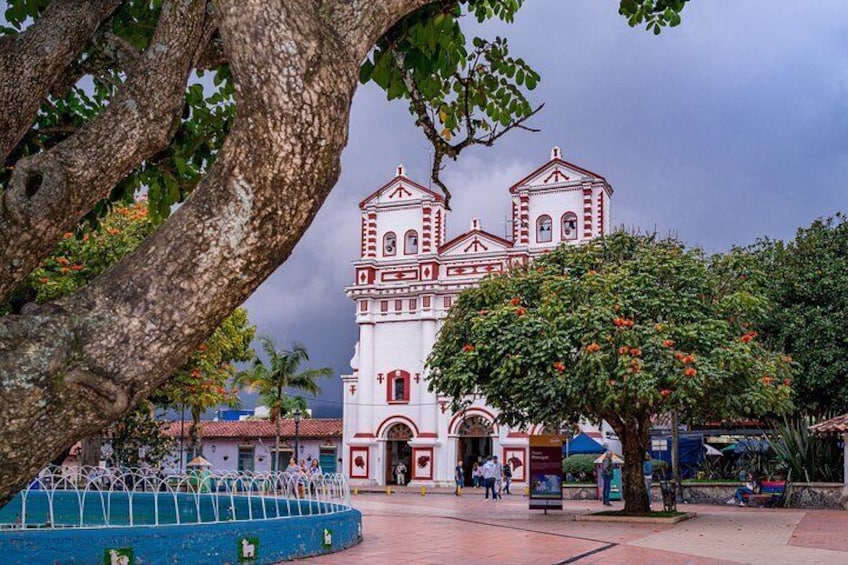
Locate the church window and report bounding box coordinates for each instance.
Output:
[404,230,419,254]
[383,232,397,256]
[386,370,411,403]
[561,212,578,241]
[536,215,552,243]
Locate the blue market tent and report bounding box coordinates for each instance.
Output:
[650,435,706,479]
[563,433,605,456]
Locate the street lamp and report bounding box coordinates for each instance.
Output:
[293,409,302,463]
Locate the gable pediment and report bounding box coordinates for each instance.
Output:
[439,229,513,257]
[359,173,444,209]
[510,159,605,193]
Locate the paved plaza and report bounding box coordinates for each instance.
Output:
[299,489,848,565]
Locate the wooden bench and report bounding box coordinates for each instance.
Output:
[742,480,787,508]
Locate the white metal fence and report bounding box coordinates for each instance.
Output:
[0,466,351,529]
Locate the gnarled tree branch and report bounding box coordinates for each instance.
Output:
[0,0,434,507]
[0,0,121,161]
[0,0,209,303]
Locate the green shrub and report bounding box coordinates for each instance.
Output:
[562,454,597,481]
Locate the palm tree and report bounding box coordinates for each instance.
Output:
[235,336,332,471]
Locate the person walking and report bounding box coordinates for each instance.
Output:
[503,461,512,495]
[601,451,614,506]
[493,455,504,499]
[481,456,497,501]
[454,460,464,496]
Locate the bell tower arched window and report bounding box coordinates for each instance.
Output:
[383,232,397,256]
[536,215,552,243]
[386,369,411,403]
[404,230,419,255]
[561,212,578,241]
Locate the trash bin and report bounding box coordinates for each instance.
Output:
[660,479,677,512]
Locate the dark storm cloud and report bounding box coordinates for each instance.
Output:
[243,1,848,416]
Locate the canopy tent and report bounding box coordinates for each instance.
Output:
[563,433,606,456]
[649,435,706,479]
[732,439,770,454]
[704,444,723,457]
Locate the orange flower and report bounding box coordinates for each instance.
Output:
[462,344,475,352]
[783,378,791,386]
[198,343,207,351]
[63,232,73,239]
[107,227,120,235]
[762,376,773,385]
[618,346,629,355]
[56,257,69,266]
[662,339,675,348]
[70,265,84,271]
[587,270,597,276]
[38,277,49,284]
[682,355,695,365]
[630,348,642,357]
[660,389,672,397]
[510,297,521,306]
[586,342,601,353]
[516,307,526,316]
[553,362,565,372]
[684,367,697,377]
[674,352,685,361]
[60,267,70,274]
[740,331,758,343]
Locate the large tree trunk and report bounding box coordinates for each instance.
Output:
[0,0,431,507]
[607,414,652,514]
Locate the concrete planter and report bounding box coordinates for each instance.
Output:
[564,482,846,509]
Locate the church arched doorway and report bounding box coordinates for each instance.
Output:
[384,423,413,485]
[457,416,494,486]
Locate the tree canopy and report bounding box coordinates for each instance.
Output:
[0,0,688,504]
[427,232,792,513]
[750,214,848,417]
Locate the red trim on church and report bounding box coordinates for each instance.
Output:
[508,157,609,194]
[359,175,445,209]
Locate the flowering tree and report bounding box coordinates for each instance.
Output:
[153,307,255,458]
[428,232,792,514]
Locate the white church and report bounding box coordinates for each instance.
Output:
[342,147,613,486]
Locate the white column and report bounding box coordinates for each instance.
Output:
[419,319,438,435]
[358,323,375,435]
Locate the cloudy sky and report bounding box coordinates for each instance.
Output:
[242,1,848,417]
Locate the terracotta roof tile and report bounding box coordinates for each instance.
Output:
[809,413,848,435]
[163,419,343,439]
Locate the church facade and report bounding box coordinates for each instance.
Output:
[342,147,613,486]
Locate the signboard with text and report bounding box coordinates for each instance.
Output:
[528,434,563,511]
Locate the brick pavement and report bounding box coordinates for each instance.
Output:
[296,490,848,565]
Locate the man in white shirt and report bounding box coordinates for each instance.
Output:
[481,456,497,501]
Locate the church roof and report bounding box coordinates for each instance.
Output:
[359,166,444,209]
[509,147,610,194]
[438,219,514,256]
